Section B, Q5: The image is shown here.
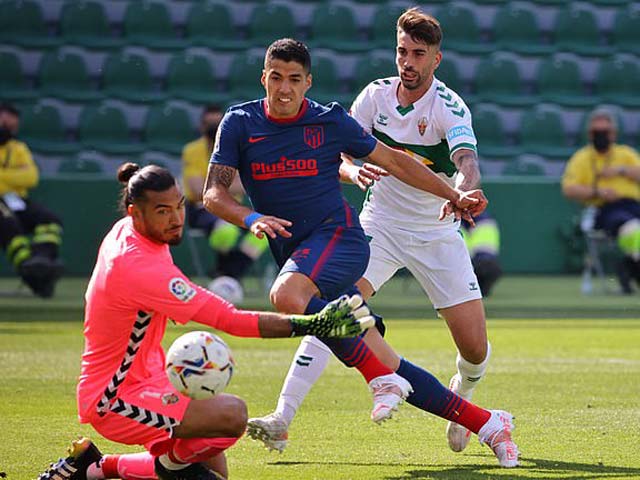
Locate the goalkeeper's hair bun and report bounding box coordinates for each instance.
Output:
[117,162,141,184]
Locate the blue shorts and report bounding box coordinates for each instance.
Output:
[596,199,640,237]
[280,222,370,299]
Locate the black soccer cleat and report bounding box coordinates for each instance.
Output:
[37,437,102,480]
[154,457,226,480]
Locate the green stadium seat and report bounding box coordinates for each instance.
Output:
[529,0,568,5]
[519,105,574,160]
[78,105,143,155]
[248,4,296,47]
[0,0,60,49]
[594,56,640,108]
[473,54,535,107]
[536,55,593,108]
[0,51,36,101]
[166,53,226,104]
[185,2,247,51]
[553,5,612,57]
[436,57,464,96]
[38,51,102,102]
[370,4,409,48]
[144,105,195,154]
[591,0,630,5]
[19,104,78,154]
[59,1,122,50]
[308,5,366,52]
[102,53,165,103]
[501,157,546,176]
[227,52,266,102]
[438,4,491,54]
[57,157,104,174]
[123,1,186,50]
[492,4,552,55]
[473,105,522,160]
[311,56,351,107]
[611,6,640,55]
[352,54,397,96]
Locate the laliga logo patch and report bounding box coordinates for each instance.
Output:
[169,277,196,302]
[417,116,428,136]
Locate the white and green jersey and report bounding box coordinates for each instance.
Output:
[350,76,477,237]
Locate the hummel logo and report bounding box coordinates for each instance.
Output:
[248,136,266,143]
[469,282,479,291]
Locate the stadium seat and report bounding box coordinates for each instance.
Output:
[59,1,122,50]
[553,5,612,57]
[352,54,397,96]
[611,6,640,55]
[473,104,522,160]
[123,1,186,50]
[19,104,77,154]
[594,56,640,108]
[311,56,351,107]
[185,2,247,51]
[166,53,226,104]
[0,0,60,49]
[78,104,143,155]
[438,4,491,54]
[370,4,409,48]
[536,55,593,108]
[38,51,102,102]
[57,157,104,174]
[227,52,266,102]
[102,53,165,103]
[308,4,366,52]
[435,57,464,96]
[590,0,630,5]
[0,51,36,101]
[473,53,535,107]
[492,3,552,55]
[144,105,196,155]
[247,4,296,47]
[501,156,546,176]
[519,105,574,160]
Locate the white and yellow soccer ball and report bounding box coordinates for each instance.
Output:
[165,331,235,399]
[207,276,244,304]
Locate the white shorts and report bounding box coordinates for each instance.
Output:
[363,224,482,309]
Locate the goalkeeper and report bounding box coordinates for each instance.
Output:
[37,163,374,480]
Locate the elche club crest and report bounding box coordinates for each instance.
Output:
[417,117,428,136]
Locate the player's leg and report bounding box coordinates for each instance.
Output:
[601,200,640,286]
[0,198,31,276]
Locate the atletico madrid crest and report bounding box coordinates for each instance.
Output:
[417,117,428,136]
[304,126,325,149]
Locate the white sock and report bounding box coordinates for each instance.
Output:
[275,335,331,425]
[158,454,189,471]
[456,342,491,397]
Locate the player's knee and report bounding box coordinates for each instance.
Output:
[270,285,307,314]
[202,394,248,438]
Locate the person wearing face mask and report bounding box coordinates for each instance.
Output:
[562,107,640,292]
[181,105,268,296]
[0,103,64,297]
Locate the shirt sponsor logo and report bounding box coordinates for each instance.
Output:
[418,116,428,136]
[169,277,196,302]
[304,126,325,149]
[446,125,474,143]
[251,156,318,180]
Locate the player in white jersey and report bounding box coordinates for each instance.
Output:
[247,8,513,461]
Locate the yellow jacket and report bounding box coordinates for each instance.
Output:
[0,139,39,198]
[181,136,211,204]
[562,144,640,206]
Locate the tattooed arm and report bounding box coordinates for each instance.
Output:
[203,164,292,239]
[452,148,481,191]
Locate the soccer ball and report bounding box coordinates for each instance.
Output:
[165,331,235,399]
[207,275,244,304]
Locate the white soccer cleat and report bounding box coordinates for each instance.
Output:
[368,373,413,423]
[446,374,473,452]
[478,409,520,468]
[246,413,289,453]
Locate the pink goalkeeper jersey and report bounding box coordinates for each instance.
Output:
[77,217,214,422]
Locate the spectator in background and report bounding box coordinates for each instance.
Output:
[181,105,268,299]
[0,103,63,298]
[461,211,503,297]
[562,107,640,293]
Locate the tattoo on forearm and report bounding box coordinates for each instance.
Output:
[207,165,236,190]
[455,152,480,190]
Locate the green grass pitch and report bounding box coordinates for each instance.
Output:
[1,276,639,479]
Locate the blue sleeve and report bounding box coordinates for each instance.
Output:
[336,106,377,158]
[210,110,244,168]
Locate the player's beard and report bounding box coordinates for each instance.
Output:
[400,70,424,90]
